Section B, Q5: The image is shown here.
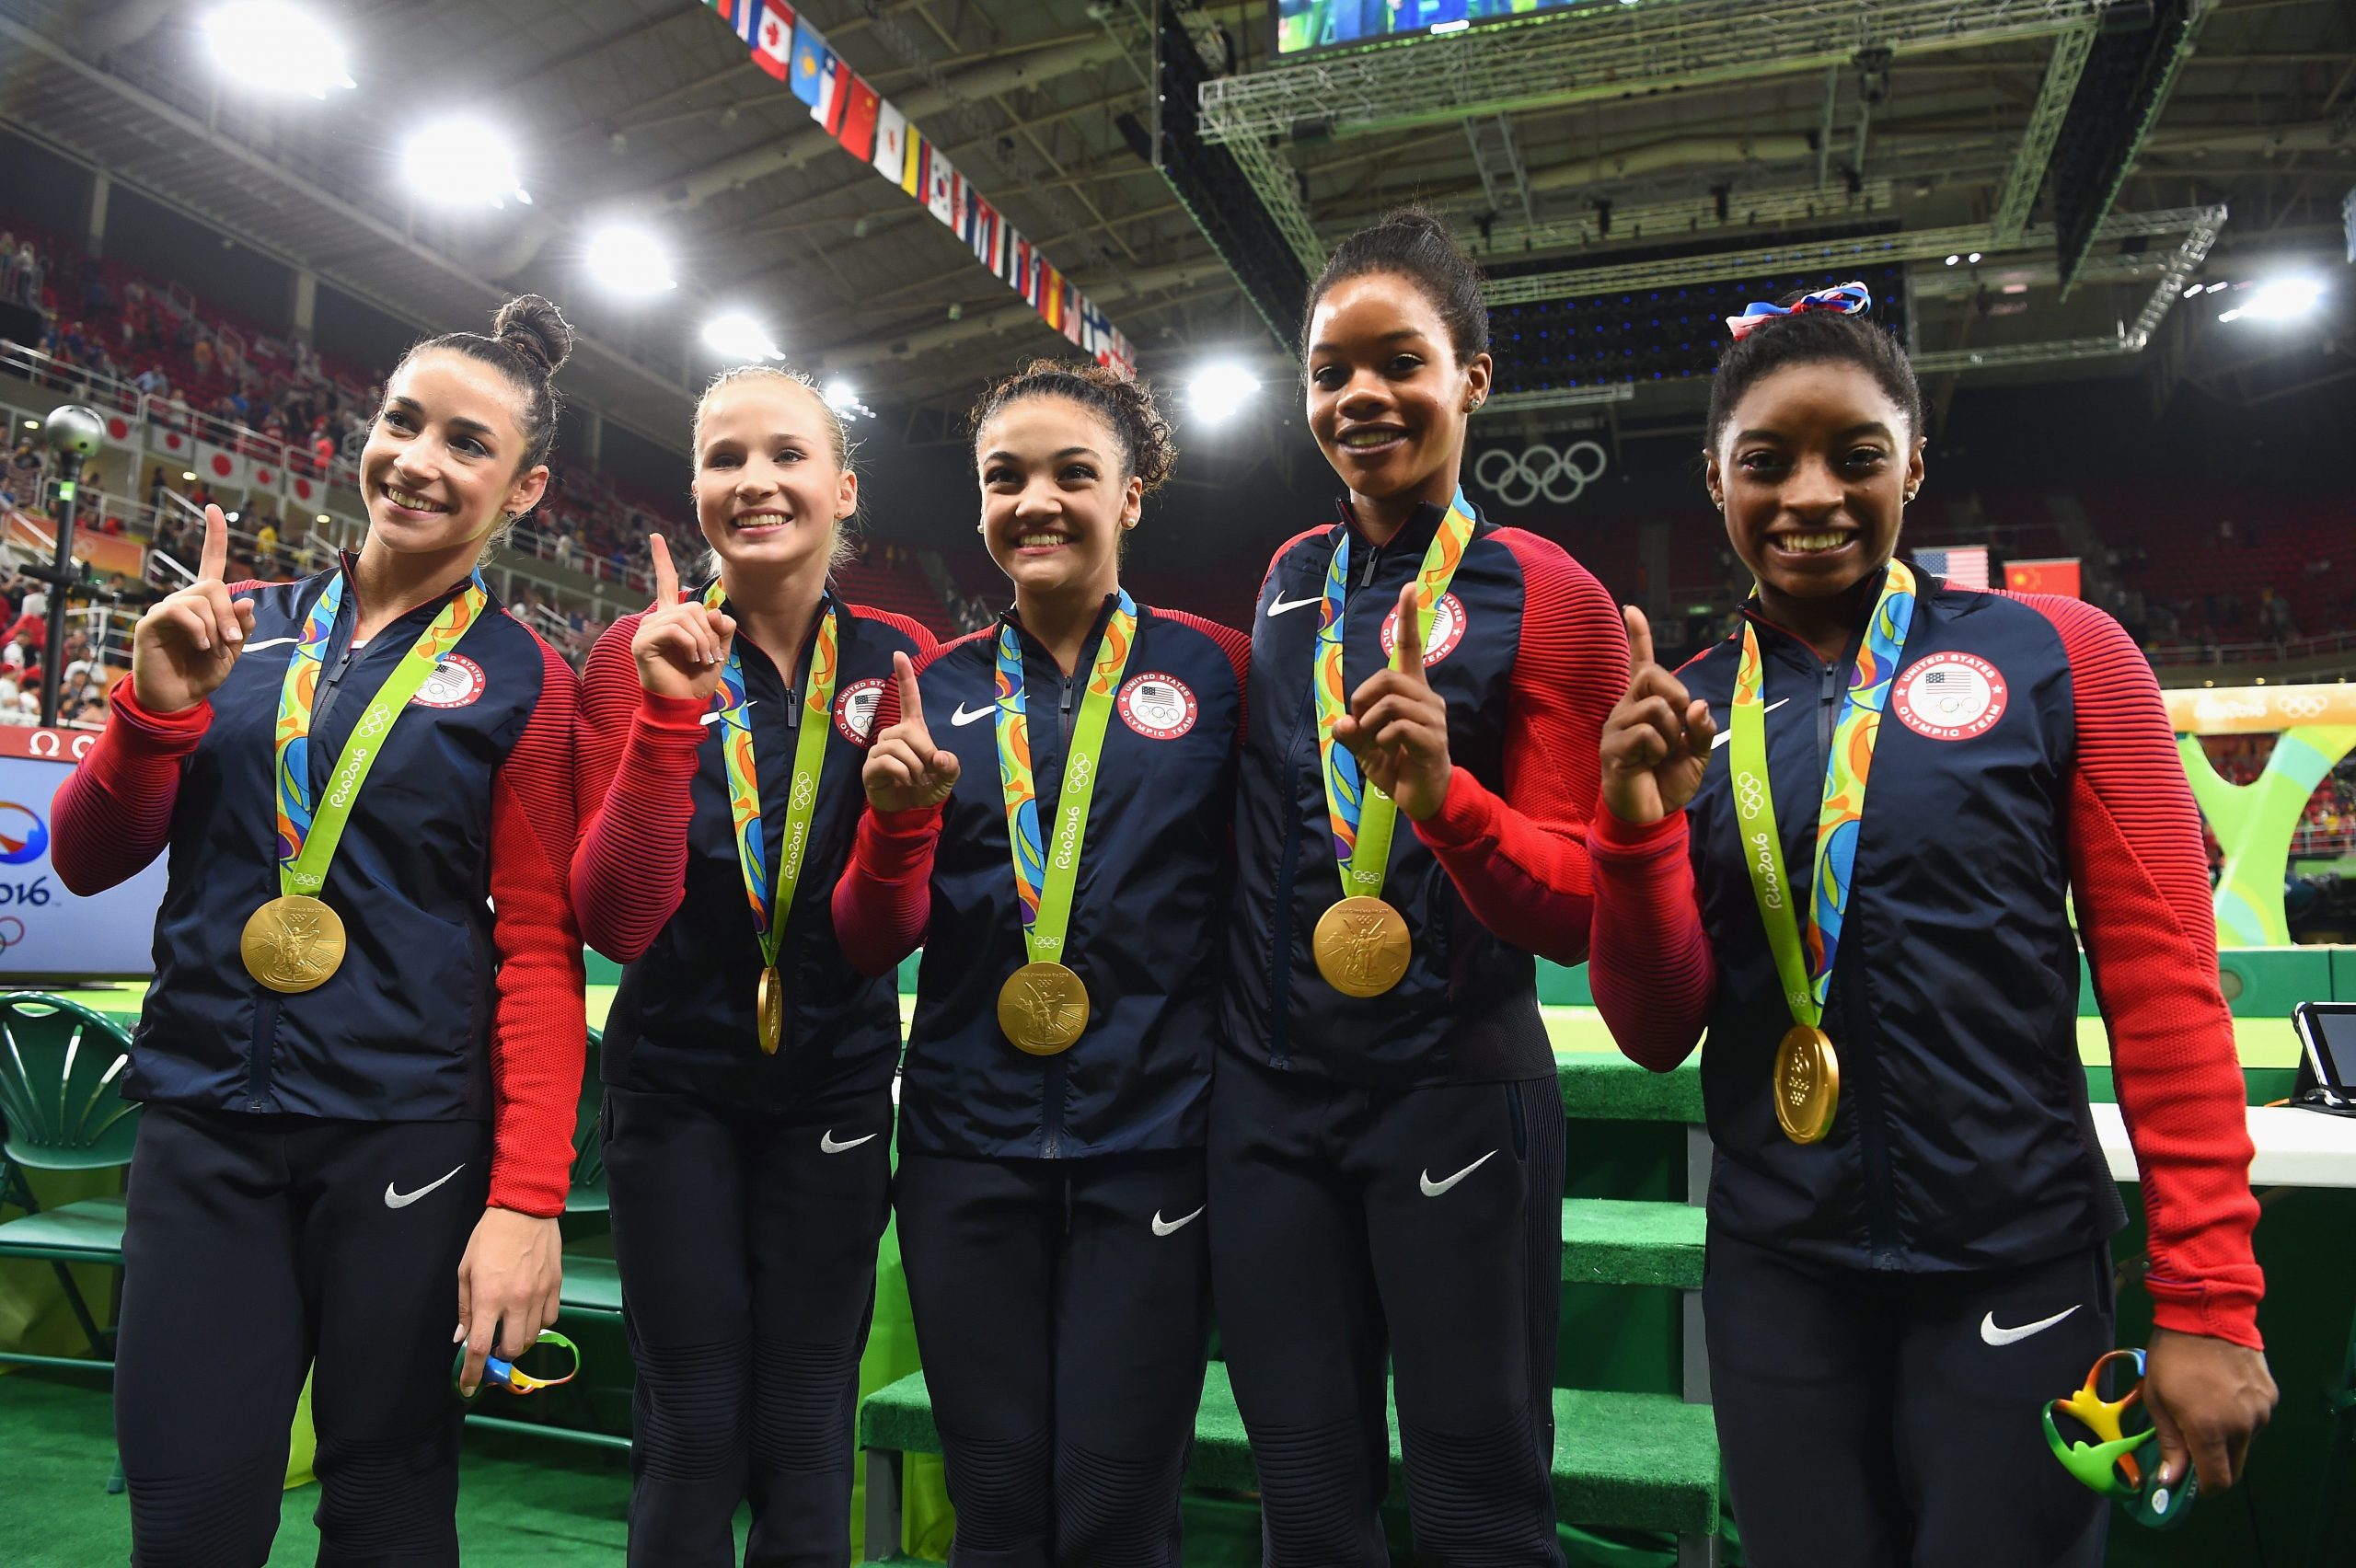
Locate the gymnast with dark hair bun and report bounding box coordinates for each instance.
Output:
[52,295,590,1566]
[834,359,1249,1565]
[1588,282,2276,1566]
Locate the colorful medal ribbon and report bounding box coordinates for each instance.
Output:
[271,568,488,899]
[1312,490,1477,903]
[994,590,1137,962]
[1726,559,1915,1028]
[701,582,841,974]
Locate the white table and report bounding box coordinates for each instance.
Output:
[2092,1101,2356,1188]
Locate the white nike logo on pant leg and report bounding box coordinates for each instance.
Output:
[1151,1205,1204,1236]
[1419,1151,1497,1197]
[819,1130,878,1154]
[1980,1304,2080,1345]
[384,1164,467,1208]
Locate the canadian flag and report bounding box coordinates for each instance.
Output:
[754,3,794,79]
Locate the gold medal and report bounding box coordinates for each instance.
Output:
[1773,1023,1841,1145]
[756,965,785,1055]
[239,894,348,994]
[997,961,1090,1055]
[1311,896,1413,997]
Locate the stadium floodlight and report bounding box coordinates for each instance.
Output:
[2218,275,2324,325]
[401,120,530,210]
[585,223,676,296]
[202,3,355,98]
[820,381,872,420]
[1968,252,1982,263]
[181,471,198,481]
[1188,363,1262,422]
[1944,255,1960,266]
[700,313,783,363]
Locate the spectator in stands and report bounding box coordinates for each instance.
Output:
[52,294,587,1566]
[838,362,1244,1566]
[1589,283,2274,1567]
[1209,209,1615,1565]
[573,365,934,1563]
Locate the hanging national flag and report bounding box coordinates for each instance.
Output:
[926,152,957,225]
[2004,557,2082,598]
[835,75,881,160]
[721,0,764,49]
[956,176,977,242]
[970,197,1000,271]
[1040,262,1064,329]
[902,133,928,198]
[872,99,908,182]
[1011,236,1034,300]
[752,3,795,78]
[1061,282,1084,344]
[789,16,828,107]
[1912,545,1990,590]
[811,52,844,132]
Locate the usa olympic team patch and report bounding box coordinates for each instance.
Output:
[1378,592,1467,667]
[836,677,887,744]
[1892,651,2008,741]
[1117,672,1197,741]
[410,654,486,709]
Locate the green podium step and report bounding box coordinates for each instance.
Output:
[1563,1197,1705,1289]
[860,1361,1720,1542]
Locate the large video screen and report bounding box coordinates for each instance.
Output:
[1276,0,1588,57]
[0,728,169,980]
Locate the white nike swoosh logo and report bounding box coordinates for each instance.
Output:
[1980,1305,2080,1346]
[1418,1151,1497,1197]
[384,1164,467,1209]
[818,1130,878,1154]
[1711,696,1791,748]
[243,636,297,652]
[1151,1205,1205,1236]
[1266,593,1321,617]
[950,702,994,726]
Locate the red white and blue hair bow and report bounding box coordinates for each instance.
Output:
[1725,282,1873,341]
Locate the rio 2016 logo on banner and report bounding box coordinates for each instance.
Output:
[1472,441,1609,509]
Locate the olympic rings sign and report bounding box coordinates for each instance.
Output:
[0,917,25,952]
[1472,441,1609,509]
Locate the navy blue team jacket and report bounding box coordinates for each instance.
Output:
[894,596,1245,1159]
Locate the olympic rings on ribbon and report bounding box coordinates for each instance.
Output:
[1472,441,1609,509]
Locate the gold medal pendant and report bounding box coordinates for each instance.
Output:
[240,895,348,994]
[1311,896,1413,997]
[998,961,1090,1055]
[1773,1023,1841,1145]
[756,965,785,1055]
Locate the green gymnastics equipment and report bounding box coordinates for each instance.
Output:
[2169,684,2356,947]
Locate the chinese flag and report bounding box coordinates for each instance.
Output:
[835,75,881,160]
[2004,558,2082,597]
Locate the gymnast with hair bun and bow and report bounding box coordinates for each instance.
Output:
[1587,282,2277,1566]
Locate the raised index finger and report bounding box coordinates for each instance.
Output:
[649,533,679,605]
[1623,605,1655,671]
[1391,578,1427,683]
[893,651,927,734]
[199,504,228,583]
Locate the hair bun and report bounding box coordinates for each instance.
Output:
[491,294,574,378]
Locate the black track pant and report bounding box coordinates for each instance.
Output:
[603,1080,895,1568]
[1207,1053,1566,1568]
[1704,1228,2116,1568]
[114,1104,491,1568]
[895,1149,1211,1568]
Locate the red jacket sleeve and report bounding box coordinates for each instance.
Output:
[485,635,590,1217]
[51,680,210,895]
[568,611,709,963]
[2009,593,2263,1348]
[1411,531,1629,966]
[1587,806,1718,1071]
[830,638,953,977]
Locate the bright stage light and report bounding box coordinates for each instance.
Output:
[401,121,530,209]
[700,313,783,363]
[1944,255,1959,266]
[585,224,676,296]
[1968,252,1982,263]
[820,381,871,420]
[1188,363,1262,421]
[2218,275,2323,325]
[202,3,355,98]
